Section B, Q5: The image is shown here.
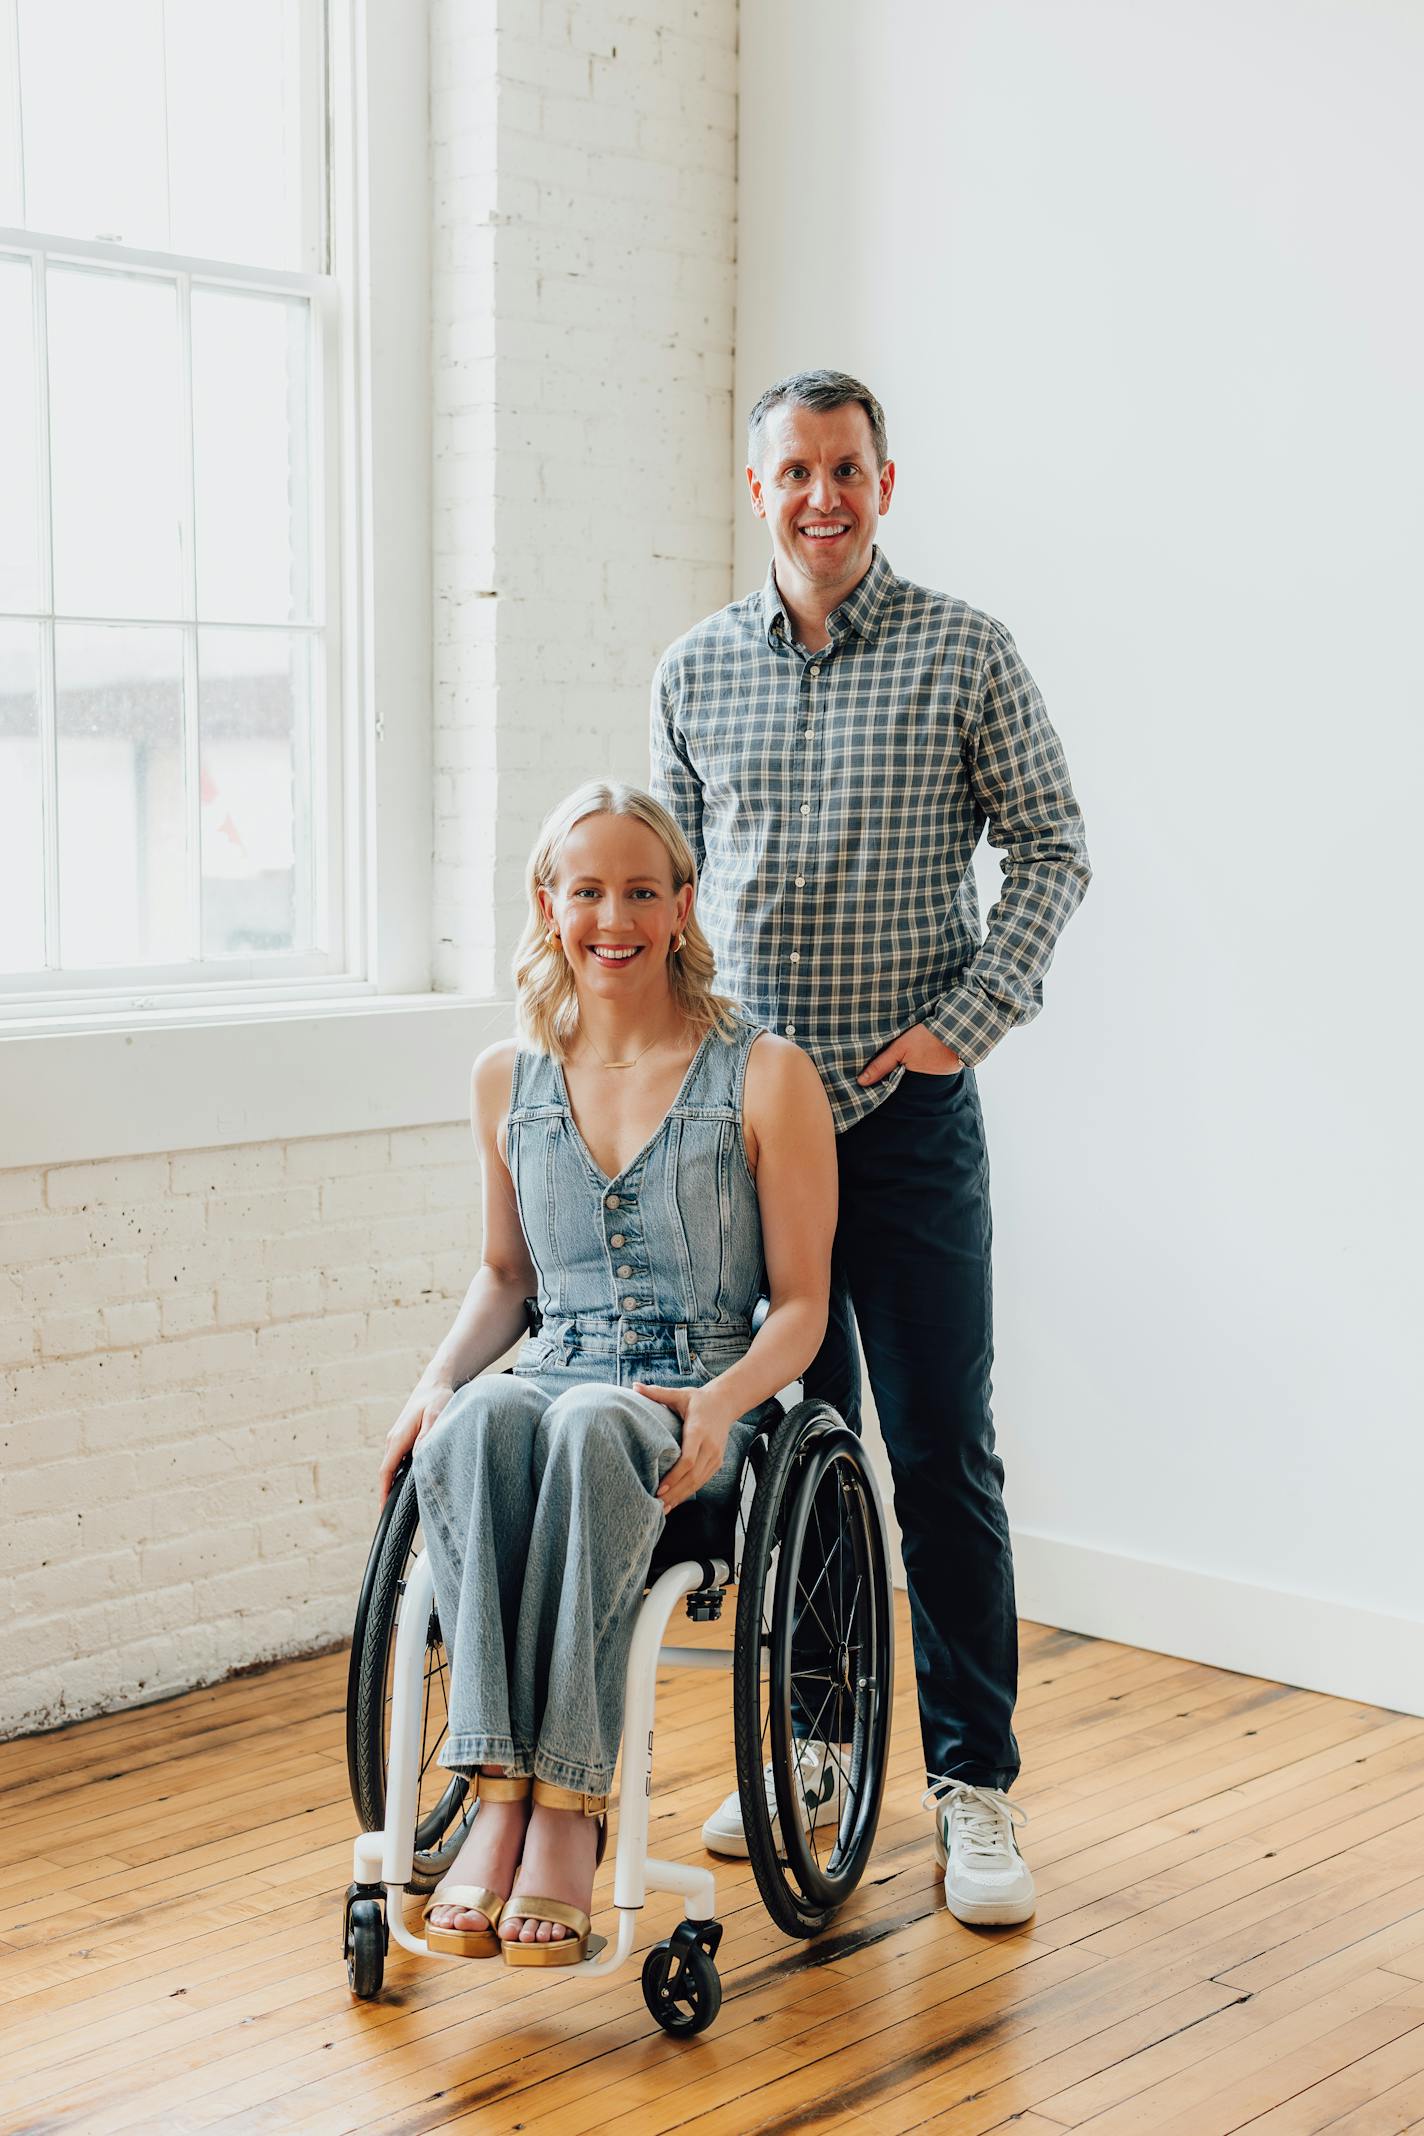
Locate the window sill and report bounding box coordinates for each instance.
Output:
[0,995,514,1171]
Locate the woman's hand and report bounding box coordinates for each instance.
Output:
[378,1380,456,1505]
[635,1384,734,1514]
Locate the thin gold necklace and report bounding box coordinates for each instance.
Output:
[578,1027,663,1072]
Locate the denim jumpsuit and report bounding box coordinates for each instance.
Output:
[413,1018,770,1797]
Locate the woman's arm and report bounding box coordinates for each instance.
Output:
[641,1033,837,1512]
[377,1041,537,1502]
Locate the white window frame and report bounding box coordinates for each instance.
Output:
[0,0,484,1172]
[0,227,347,1007]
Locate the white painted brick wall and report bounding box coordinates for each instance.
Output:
[2,0,739,1741]
[1,1126,480,1738]
[432,0,739,995]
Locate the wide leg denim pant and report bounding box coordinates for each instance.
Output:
[412,1371,683,1797]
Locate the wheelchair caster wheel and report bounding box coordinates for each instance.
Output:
[346,1896,386,2000]
[641,1920,723,2036]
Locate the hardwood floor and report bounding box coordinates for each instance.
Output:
[2,1601,1422,2134]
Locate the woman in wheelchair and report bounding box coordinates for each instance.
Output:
[377,781,836,1968]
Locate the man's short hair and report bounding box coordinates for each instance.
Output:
[747,369,889,469]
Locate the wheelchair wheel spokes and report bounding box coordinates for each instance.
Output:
[733,1402,894,1938]
[348,1461,473,1891]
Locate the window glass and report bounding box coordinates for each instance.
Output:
[165,0,311,270]
[17,0,169,249]
[198,627,313,959]
[0,620,43,970]
[192,289,313,625]
[0,256,40,614]
[47,269,185,621]
[55,623,187,967]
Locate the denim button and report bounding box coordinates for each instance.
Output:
[605,1193,620,1209]
[622,1295,638,1311]
[610,1233,625,1248]
[617,1265,633,1278]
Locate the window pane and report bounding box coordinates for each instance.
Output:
[55,624,186,967]
[17,0,168,248]
[47,269,185,620]
[0,11,21,227]
[165,0,311,270]
[0,621,44,971]
[0,257,41,613]
[192,290,312,624]
[199,629,311,958]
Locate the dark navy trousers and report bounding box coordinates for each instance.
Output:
[804,1065,1020,1793]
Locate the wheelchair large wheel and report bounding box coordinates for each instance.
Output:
[346,1457,474,1893]
[732,1400,895,1938]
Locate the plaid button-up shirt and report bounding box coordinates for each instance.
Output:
[651,550,1091,1131]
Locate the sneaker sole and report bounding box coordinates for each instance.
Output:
[941,1886,1037,1927]
[700,1823,750,1859]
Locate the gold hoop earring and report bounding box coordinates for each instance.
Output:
[674,932,686,953]
[547,930,560,947]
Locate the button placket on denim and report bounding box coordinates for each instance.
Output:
[603,1174,651,1369]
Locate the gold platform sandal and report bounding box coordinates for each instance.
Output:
[501,1780,609,1968]
[421,1773,532,1958]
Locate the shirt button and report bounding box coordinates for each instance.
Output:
[609,1233,625,1248]
[617,1264,633,1278]
[799,803,810,816]
[790,951,800,963]
[623,1295,639,1311]
[605,1194,620,1209]
[785,1022,797,1036]
[795,876,806,888]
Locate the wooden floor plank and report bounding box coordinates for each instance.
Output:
[2,1602,1419,2136]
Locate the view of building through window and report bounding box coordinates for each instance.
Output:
[0,0,329,989]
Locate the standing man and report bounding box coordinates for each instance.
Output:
[650,370,1090,1926]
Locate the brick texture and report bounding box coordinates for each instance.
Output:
[431,0,739,995]
[2,1128,480,1738]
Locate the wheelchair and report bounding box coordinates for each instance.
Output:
[342,1381,895,2038]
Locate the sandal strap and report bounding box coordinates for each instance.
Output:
[505,1895,590,1937]
[471,1773,532,1803]
[423,1884,505,1927]
[531,1779,607,1817]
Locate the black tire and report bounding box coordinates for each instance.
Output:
[732,1400,895,1937]
[346,1458,474,1893]
[347,1899,385,1999]
[641,1940,722,2035]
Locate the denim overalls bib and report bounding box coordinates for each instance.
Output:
[506,1018,766,1392]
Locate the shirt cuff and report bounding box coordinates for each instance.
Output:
[922,984,1017,1069]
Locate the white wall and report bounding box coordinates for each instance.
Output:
[737,0,1424,1711]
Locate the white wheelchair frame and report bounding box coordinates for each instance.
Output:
[350,1544,738,1982]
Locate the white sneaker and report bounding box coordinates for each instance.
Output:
[701,1741,848,1859]
[927,1781,1036,1925]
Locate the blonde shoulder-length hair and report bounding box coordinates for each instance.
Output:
[513,780,740,1059]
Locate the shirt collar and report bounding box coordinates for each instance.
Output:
[760,547,897,651]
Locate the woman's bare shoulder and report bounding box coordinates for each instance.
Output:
[471,1038,520,1131]
[742,1030,833,1126]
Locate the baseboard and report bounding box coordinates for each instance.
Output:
[1010,1528,1423,1717]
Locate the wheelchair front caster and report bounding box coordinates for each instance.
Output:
[345,1889,387,2000]
[641,1919,723,2036]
